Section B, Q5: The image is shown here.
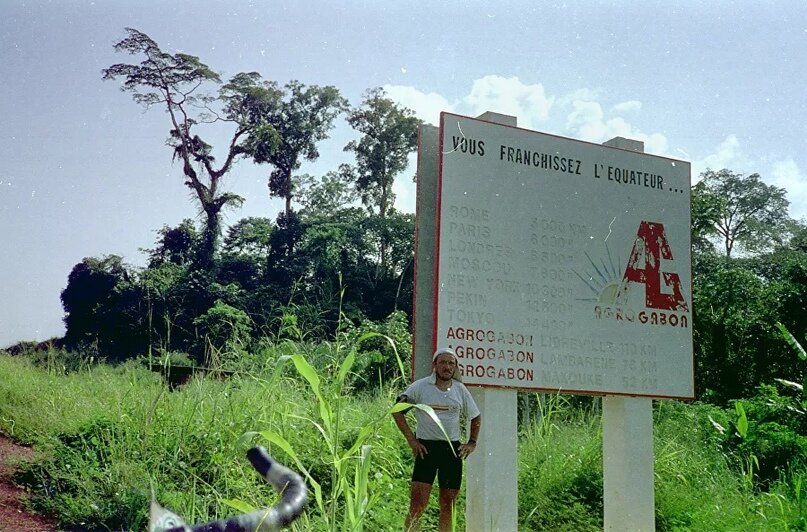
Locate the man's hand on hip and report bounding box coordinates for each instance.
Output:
[408,438,428,459]
[459,441,477,459]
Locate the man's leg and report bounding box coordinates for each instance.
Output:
[405,481,432,532]
[438,488,459,532]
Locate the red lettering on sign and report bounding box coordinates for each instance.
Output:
[621,221,688,311]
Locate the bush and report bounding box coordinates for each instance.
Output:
[724,385,807,489]
[193,300,252,366]
[344,310,410,390]
[15,418,152,530]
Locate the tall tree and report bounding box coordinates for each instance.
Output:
[253,80,348,216]
[102,28,281,267]
[690,181,722,256]
[697,169,791,258]
[345,88,422,219]
[344,88,422,275]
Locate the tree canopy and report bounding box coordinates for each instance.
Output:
[694,169,791,257]
[253,80,348,216]
[102,28,281,266]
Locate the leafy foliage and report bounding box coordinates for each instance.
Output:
[193,301,252,364]
[252,80,348,216]
[103,28,279,266]
[721,386,807,490]
[145,219,198,267]
[344,88,422,220]
[344,311,412,390]
[696,169,791,257]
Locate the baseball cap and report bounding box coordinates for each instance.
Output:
[432,347,462,381]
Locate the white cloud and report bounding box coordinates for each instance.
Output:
[556,88,602,106]
[382,85,453,126]
[378,78,807,225]
[458,75,554,129]
[769,158,807,220]
[566,100,605,139]
[384,76,678,212]
[564,99,668,155]
[381,85,452,213]
[386,78,667,157]
[692,135,743,180]
[611,100,642,113]
[393,155,417,214]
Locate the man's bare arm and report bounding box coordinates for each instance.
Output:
[469,414,481,443]
[459,414,481,459]
[392,400,428,458]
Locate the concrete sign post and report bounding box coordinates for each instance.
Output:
[600,136,655,532]
[413,123,440,381]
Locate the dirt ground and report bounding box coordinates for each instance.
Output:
[0,434,57,531]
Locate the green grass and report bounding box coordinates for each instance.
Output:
[1,349,806,530]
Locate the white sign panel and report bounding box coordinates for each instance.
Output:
[434,113,693,399]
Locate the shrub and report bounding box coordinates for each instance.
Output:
[193,300,252,366]
[344,310,410,390]
[724,385,807,489]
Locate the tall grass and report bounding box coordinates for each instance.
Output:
[2,348,807,530]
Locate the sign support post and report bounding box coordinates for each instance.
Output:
[466,387,517,531]
[413,123,440,380]
[464,112,519,532]
[601,136,655,532]
[414,113,519,531]
[602,395,655,531]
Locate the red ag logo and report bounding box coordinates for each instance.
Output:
[591,220,689,328]
[617,221,688,312]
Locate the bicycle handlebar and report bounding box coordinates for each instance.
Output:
[152,446,307,532]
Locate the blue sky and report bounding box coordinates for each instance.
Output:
[2,1,807,347]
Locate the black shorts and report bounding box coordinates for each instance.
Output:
[411,439,462,490]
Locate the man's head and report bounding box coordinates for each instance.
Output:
[432,347,461,382]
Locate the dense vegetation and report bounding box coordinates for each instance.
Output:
[3,28,807,530]
[1,344,806,530]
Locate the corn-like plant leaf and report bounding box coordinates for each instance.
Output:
[291,354,321,395]
[290,354,332,429]
[316,399,332,432]
[255,429,325,514]
[734,402,748,439]
[257,430,300,464]
[390,402,412,413]
[355,445,373,529]
[286,413,329,442]
[337,348,356,384]
[342,424,374,459]
[391,403,456,457]
[777,322,807,361]
[220,498,256,513]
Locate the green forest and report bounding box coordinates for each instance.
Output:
[2,28,807,530]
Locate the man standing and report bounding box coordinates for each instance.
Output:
[392,347,482,532]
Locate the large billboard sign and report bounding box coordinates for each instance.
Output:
[434,112,693,399]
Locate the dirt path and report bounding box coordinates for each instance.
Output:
[0,434,58,531]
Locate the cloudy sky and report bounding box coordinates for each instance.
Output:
[2,1,806,347]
